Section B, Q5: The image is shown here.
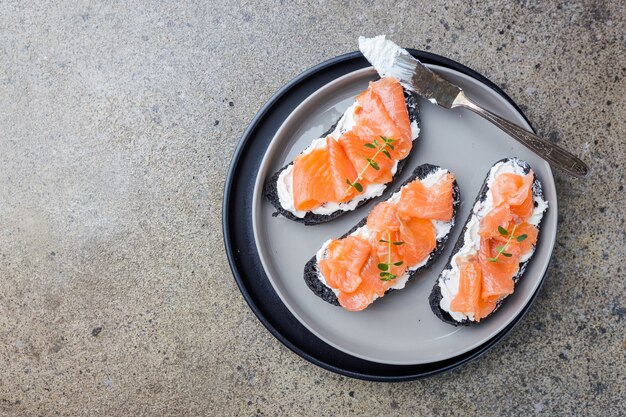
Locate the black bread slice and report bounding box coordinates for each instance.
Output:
[304,163,460,307]
[429,158,546,326]
[264,89,420,226]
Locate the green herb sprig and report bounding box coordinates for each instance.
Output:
[486,224,528,263]
[343,136,395,197]
[378,231,404,281]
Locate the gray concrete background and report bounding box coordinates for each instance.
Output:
[1,1,624,415]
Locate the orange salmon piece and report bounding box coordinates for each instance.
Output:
[373,230,407,279]
[368,77,412,142]
[399,217,436,266]
[479,203,514,239]
[367,202,401,233]
[450,256,499,321]
[292,145,335,211]
[338,127,395,184]
[491,172,534,207]
[397,173,455,221]
[355,88,411,159]
[478,236,519,302]
[323,236,371,293]
[327,137,359,202]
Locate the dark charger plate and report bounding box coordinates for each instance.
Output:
[222,50,547,381]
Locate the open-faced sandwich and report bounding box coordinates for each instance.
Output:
[304,164,459,311]
[429,158,548,325]
[264,76,420,225]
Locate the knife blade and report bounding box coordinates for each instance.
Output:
[359,35,462,108]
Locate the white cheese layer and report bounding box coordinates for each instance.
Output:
[315,168,454,301]
[358,35,412,83]
[276,100,420,218]
[438,159,548,322]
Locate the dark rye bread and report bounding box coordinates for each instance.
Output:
[429,158,547,326]
[304,163,460,307]
[264,89,420,226]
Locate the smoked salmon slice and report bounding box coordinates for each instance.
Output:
[477,236,519,301]
[337,252,395,311]
[492,172,534,219]
[505,222,538,254]
[397,172,455,221]
[339,127,395,184]
[355,88,412,159]
[492,172,534,207]
[451,251,505,321]
[509,187,534,219]
[478,203,514,239]
[366,202,401,232]
[319,236,371,293]
[337,289,372,312]
[373,229,407,278]
[327,137,359,202]
[399,217,436,267]
[450,257,483,317]
[292,146,335,211]
[368,76,412,142]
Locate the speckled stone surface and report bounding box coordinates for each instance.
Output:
[0,1,624,416]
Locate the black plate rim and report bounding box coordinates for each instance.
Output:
[222,49,546,381]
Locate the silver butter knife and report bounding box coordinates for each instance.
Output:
[359,36,589,178]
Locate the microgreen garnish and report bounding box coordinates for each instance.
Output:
[366,158,380,170]
[487,223,527,263]
[342,136,396,197]
[378,239,404,245]
[378,231,404,281]
[345,178,363,192]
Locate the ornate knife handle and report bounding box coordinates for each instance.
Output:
[454,92,589,178]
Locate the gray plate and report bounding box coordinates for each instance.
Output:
[252,66,557,365]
